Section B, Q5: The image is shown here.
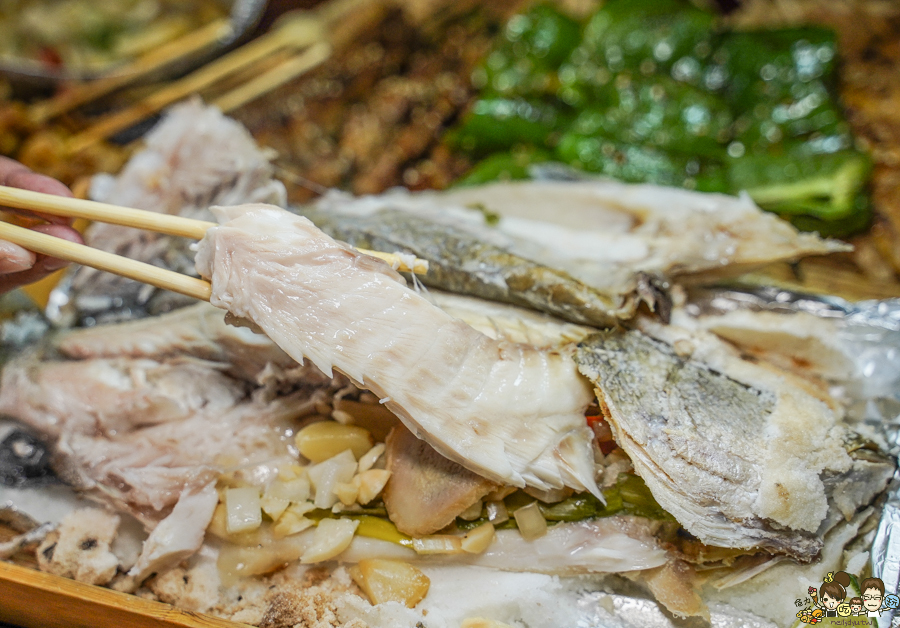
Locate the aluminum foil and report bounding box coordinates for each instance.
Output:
[686,286,900,628]
[2,284,899,628]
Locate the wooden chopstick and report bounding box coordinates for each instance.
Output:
[0,186,214,239]
[0,184,430,275]
[0,221,212,301]
[213,41,332,113]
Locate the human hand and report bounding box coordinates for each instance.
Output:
[0,156,83,295]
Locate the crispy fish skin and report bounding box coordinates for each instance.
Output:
[196,204,600,497]
[306,208,635,328]
[574,328,865,560]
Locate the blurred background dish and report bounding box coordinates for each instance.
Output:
[0,0,268,85]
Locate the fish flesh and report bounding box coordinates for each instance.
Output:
[0,351,321,524]
[52,100,286,326]
[574,323,894,559]
[54,301,296,383]
[0,302,343,526]
[308,180,847,325]
[195,203,600,496]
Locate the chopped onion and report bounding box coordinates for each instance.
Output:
[411,535,463,555]
[262,477,311,520]
[334,481,359,506]
[513,501,547,541]
[273,502,315,538]
[225,487,262,534]
[260,494,290,521]
[357,443,386,473]
[349,558,430,608]
[356,469,391,505]
[278,463,307,481]
[458,500,484,521]
[308,449,357,509]
[300,518,359,563]
[461,522,495,554]
[485,500,509,525]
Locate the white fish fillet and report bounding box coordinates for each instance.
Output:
[128,482,218,584]
[195,204,600,496]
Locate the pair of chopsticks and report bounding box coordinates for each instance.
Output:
[0,185,429,302]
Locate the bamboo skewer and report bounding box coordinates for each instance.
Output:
[28,18,234,125]
[0,185,429,297]
[213,41,332,113]
[67,13,326,154]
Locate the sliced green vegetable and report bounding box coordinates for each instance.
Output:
[729,149,872,220]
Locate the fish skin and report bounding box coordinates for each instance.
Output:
[306,207,634,328]
[196,204,601,497]
[574,328,866,560]
[308,180,845,328]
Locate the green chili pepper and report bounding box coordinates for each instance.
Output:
[566,75,733,157]
[558,0,715,107]
[728,149,872,220]
[475,4,582,99]
[450,2,872,237]
[451,98,570,155]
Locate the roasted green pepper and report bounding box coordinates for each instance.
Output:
[474,4,582,99]
[450,97,570,155]
[450,1,872,237]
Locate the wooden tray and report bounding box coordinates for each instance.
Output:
[0,562,246,628]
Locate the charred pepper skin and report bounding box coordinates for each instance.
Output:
[452,1,872,237]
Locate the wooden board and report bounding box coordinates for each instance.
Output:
[0,562,247,628]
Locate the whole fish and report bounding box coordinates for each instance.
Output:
[574,324,893,559]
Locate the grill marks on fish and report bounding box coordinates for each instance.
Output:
[196,204,600,497]
[574,329,851,559]
[309,208,633,328]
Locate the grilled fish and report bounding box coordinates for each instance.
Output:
[308,180,847,326]
[574,324,893,559]
[196,203,600,496]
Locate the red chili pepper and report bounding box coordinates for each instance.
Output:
[586,415,618,455]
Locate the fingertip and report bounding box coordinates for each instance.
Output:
[32,223,84,244]
[0,240,36,274]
